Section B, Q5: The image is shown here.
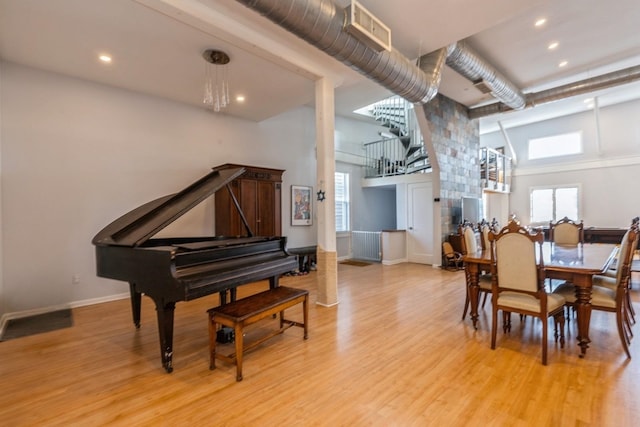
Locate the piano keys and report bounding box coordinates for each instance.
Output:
[92,166,298,372]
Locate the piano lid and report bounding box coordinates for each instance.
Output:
[92,167,245,247]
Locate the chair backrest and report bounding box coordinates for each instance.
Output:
[478,220,491,250]
[549,217,584,245]
[490,220,544,293]
[459,224,478,255]
[614,226,639,289]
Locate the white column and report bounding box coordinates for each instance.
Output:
[315,77,338,307]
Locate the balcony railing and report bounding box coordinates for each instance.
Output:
[480,147,511,192]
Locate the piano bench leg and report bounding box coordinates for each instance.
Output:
[208,314,217,371]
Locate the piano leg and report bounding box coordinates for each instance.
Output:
[219,290,229,305]
[153,298,176,373]
[129,283,142,328]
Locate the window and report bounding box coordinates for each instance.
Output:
[530,186,579,224]
[335,172,350,232]
[528,131,582,160]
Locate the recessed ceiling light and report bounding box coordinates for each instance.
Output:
[236,95,245,103]
[535,18,547,27]
[99,54,112,64]
[558,60,568,68]
[548,41,559,50]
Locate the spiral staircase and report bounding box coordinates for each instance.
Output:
[362,96,430,178]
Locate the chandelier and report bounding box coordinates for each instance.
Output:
[202,49,230,112]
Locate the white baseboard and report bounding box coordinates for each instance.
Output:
[315,300,339,307]
[382,258,408,265]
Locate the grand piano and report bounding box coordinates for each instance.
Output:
[92,167,298,372]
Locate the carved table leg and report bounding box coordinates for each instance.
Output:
[466,262,480,330]
[573,276,593,358]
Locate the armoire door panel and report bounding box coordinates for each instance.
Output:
[213,164,285,238]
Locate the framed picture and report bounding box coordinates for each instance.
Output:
[291,185,312,226]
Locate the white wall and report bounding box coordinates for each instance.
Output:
[0,61,4,315]
[0,62,381,317]
[481,98,640,226]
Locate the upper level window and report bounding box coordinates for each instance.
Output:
[335,172,350,232]
[530,186,579,225]
[528,131,582,160]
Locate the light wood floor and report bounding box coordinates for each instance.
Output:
[1,263,640,426]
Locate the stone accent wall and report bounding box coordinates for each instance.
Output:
[419,94,481,240]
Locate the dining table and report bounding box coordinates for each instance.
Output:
[463,242,618,358]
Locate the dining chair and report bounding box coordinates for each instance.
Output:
[595,218,639,324]
[478,220,491,251]
[553,225,639,358]
[549,216,584,245]
[489,220,566,365]
[601,217,639,278]
[460,223,479,255]
[595,225,639,330]
[547,217,584,291]
[459,223,492,320]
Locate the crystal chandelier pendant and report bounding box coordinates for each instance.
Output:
[202,49,230,113]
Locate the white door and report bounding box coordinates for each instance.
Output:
[407,182,434,264]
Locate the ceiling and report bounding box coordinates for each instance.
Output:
[1,0,639,135]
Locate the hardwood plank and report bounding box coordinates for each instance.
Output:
[1,265,639,425]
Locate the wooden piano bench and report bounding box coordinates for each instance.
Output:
[207,286,309,381]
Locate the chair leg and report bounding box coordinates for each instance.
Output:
[617,306,632,359]
[542,315,548,366]
[554,312,566,348]
[462,291,470,320]
[481,292,488,308]
[503,311,511,333]
[626,292,636,324]
[491,308,498,350]
[623,308,634,342]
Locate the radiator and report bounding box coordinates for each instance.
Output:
[351,231,382,262]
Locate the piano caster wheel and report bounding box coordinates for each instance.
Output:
[164,356,173,373]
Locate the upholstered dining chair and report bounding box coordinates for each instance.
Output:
[549,216,584,245]
[548,217,584,291]
[595,218,639,325]
[489,220,566,365]
[478,220,491,251]
[553,225,639,358]
[602,217,639,278]
[459,223,492,320]
[460,223,479,255]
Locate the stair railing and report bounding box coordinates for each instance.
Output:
[364,137,407,177]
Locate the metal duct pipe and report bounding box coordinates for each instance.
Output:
[235,0,442,104]
[469,64,640,119]
[446,41,526,110]
[417,47,448,102]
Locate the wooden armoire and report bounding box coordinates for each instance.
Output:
[213,164,284,237]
